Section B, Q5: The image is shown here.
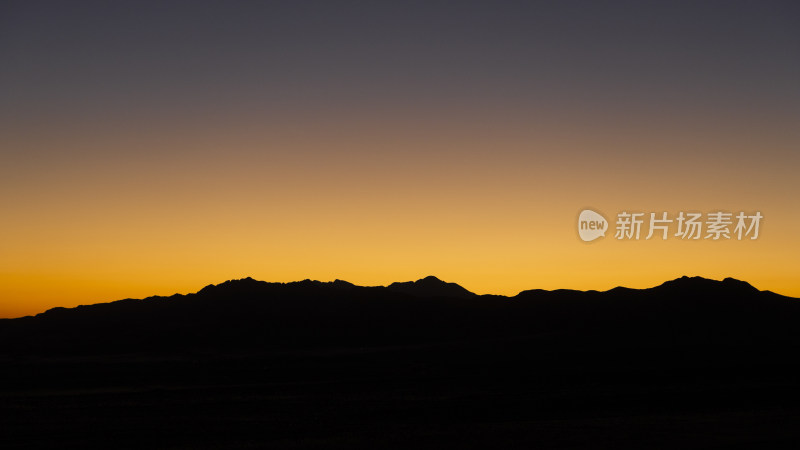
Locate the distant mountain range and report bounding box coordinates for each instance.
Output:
[1,275,797,357]
[4,275,800,449]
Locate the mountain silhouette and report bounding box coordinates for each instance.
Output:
[387,275,476,298]
[3,275,800,449]
[1,275,797,356]
[654,275,760,294]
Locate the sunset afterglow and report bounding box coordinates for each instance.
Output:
[1,1,798,317]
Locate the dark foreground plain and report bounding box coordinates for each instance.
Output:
[2,276,800,449]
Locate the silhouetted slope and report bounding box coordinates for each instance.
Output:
[387,275,476,299]
[4,276,800,450]
[0,276,798,356]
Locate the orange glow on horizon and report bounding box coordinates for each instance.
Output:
[2,1,798,318]
[1,112,798,318]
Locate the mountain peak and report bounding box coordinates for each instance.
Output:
[721,277,758,291]
[420,275,443,283]
[198,277,268,295]
[655,276,759,294]
[387,276,476,299]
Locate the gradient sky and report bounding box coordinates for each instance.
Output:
[1,1,799,318]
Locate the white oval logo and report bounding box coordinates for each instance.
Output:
[578,209,608,242]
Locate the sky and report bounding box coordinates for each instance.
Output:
[1,0,799,318]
